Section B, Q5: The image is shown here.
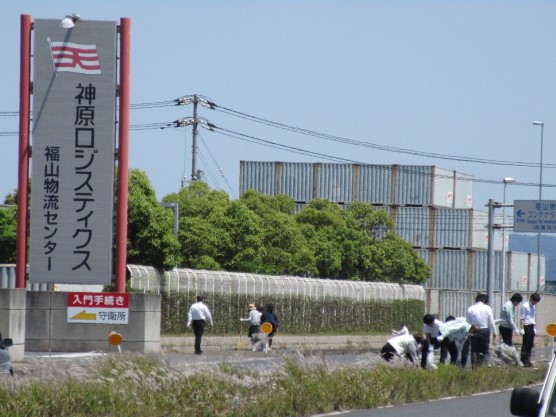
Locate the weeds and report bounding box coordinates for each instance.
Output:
[0,353,546,417]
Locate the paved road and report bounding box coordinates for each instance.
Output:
[314,387,540,417]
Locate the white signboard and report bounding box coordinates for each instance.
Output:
[29,19,117,284]
[513,200,556,233]
[67,292,129,324]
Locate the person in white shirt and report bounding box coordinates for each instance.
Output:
[381,334,425,367]
[520,292,541,367]
[240,303,262,346]
[422,314,458,365]
[187,295,213,355]
[499,293,523,346]
[391,323,409,336]
[466,293,496,367]
[438,316,472,367]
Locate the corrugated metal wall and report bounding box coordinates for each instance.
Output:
[392,206,431,248]
[455,172,473,208]
[416,250,543,292]
[434,208,471,249]
[239,160,275,196]
[357,165,392,204]
[508,252,545,293]
[316,163,354,203]
[396,165,434,206]
[240,162,473,208]
[278,162,314,202]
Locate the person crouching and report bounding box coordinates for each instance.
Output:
[381,334,425,367]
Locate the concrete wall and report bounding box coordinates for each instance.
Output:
[25,291,161,353]
[0,289,26,360]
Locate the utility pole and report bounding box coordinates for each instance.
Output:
[487,198,513,317]
[191,94,198,181]
[487,199,496,306]
[174,94,216,183]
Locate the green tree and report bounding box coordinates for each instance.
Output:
[358,233,429,283]
[294,199,429,283]
[0,205,17,263]
[126,169,181,269]
[240,190,315,275]
[169,181,231,270]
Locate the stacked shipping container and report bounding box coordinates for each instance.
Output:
[240,161,544,292]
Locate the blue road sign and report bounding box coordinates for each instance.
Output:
[513,200,556,233]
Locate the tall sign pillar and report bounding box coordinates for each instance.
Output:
[18,15,131,290]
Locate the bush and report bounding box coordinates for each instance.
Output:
[161,291,424,335]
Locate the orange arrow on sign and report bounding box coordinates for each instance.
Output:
[71,310,97,320]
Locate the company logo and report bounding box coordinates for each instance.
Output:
[48,39,101,75]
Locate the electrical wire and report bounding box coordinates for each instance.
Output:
[198,132,236,198]
[212,104,556,169]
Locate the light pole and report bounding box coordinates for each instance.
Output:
[501,177,515,303]
[533,121,544,291]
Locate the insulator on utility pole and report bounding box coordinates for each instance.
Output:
[173,94,215,183]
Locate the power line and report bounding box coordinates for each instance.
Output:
[198,132,236,198]
[214,127,361,164]
[212,104,553,169]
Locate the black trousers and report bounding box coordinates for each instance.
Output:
[192,319,205,354]
[460,338,470,368]
[521,324,535,366]
[381,343,415,364]
[381,342,396,362]
[469,329,491,367]
[438,338,458,364]
[499,326,514,346]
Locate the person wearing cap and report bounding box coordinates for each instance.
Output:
[240,303,262,346]
[520,292,541,368]
[187,295,213,355]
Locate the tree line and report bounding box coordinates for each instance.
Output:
[0,169,430,284]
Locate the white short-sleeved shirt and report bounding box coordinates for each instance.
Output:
[423,319,443,338]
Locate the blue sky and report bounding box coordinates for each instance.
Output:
[2,1,556,211]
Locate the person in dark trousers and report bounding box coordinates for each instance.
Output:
[0,334,13,377]
[520,292,541,367]
[381,334,425,367]
[240,303,262,347]
[466,293,496,368]
[187,295,213,355]
[422,314,458,366]
[499,293,523,346]
[261,303,279,349]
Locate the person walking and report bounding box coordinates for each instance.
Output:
[261,303,279,349]
[240,303,262,347]
[466,293,496,367]
[380,334,425,367]
[520,292,541,368]
[187,295,213,355]
[499,293,523,346]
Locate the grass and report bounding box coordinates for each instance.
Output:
[0,353,547,417]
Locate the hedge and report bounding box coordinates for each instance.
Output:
[161,291,425,335]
